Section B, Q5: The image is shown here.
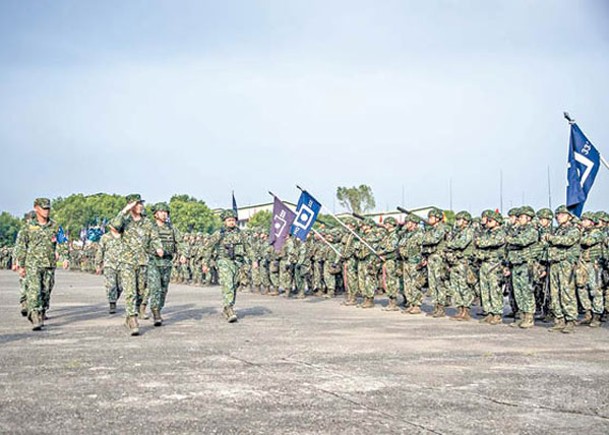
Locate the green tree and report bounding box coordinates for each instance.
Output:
[336,185,376,214]
[443,210,456,226]
[0,212,22,246]
[168,194,220,234]
[248,210,272,230]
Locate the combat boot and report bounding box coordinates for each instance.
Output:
[409,305,422,315]
[401,305,413,314]
[432,305,446,318]
[360,297,375,309]
[479,314,492,324]
[509,317,521,328]
[139,304,150,320]
[224,306,238,323]
[561,320,575,334]
[284,288,291,298]
[382,298,399,311]
[20,301,28,317]
[519,313,535,329]
[29,311,43,331]
[152,308,162,327]
[488,314,502,325]
[461,307,472,321]
[342,295,357,306]
[296,290,306,299]
[109,302,117,314]
[576,310,592,326]
[427,305,439,317]
[126,316,139,336]
[548,317,566,332]
[261,287,269,295]
[450,307,464,321]
[589,313,602,328]
[323,291,335,299]
[268,288,279,296]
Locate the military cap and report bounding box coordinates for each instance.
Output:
[404,214,420,224]
[221,209,238,221]
[536,208,554,219]
[364,217,376,227]
[428,207,444,219]
[554,205,573,217]
[34,198,51,209]
[125,193,144,203]
[596,211,609,223]
[481,209,494,218]
[519,206,535,218]
[455,211,472,221]
[488,211,503,223]
[507,207,520,217]
[384,217,397,226]
[152,202,170,213]
[581,211,598,223]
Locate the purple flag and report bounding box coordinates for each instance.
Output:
[269,197,296,252]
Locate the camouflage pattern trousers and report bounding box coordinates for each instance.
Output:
[119,265,147,317]
[103,267,122,303]
[358,259,378,298]
[19,276,26,303]
[344,258,359,298]
[427,254,447,306]
[479,261,503,315]
[402,262,424,307]
[294,264,312,293]
[576,262,604,315]
[383,260,400,298]
[279,261,293,290]
[549,261,578,321]
[510,262,535,314]
[148,264,172,310]
[450,260,473,308]
[218,258,240,307]
[25,267,55,314]
[322,265,338,295]
[313,261,324,291]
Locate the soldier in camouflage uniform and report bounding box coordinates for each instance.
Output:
[545,205,581,333]
[533,208,554,320]
[320,230,342,299]
[339,218,360,306]
[279,234,297,297]
[399,215,425,314]
[111,194,163,336]
[203,209,250,323]
[504,206,539,328]
[421,208,449,317]
[294,233,314,298]
[148,203,182,326]
[355,219,382,309]
[446,211,475,321]
[596,212,609,321]
[15,198,70,330]
[575,211,604,328]
[95,224,124,314]
[476,211,506,325]
[311,234,325,296]
[378,217,400,311]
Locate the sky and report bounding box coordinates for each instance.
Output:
[1,0,608,217]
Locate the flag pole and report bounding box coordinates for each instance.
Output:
[268,191,342,258]
[295,185,381,258]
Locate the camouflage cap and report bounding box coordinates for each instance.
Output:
[554,205,573,217]
[428,207,444,219]
[581,211,598,223]
[481,209,494,218]
[34,198,51,209]
[125,193,144,203]
[489,211,503,223]
[364,217,376,227]
[519,206,535,218]
[536,208,554,219]
[596,211,609,223]
[152,202,170,213]
[221,209,238,221]
[404,214,421,224]
[455,210,472,221]
[384,217,397,226]
[342,217,356,226]
[507,207,520,217]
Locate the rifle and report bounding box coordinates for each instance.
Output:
[397,207,430,226]
[352,212,385,229]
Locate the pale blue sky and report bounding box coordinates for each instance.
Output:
[1,0,608,216]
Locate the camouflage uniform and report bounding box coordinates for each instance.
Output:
[445,211,475,319]
[398,216,424,313]
[320,231,342,298]
[340,220,360,305]
[378,218,400,310]
[294,235,314,297]
[532,208,554,319]
[575,212,604,326]
[95,231,125,309]
[546,205,581,333]
[421,208,449,316]
[279,235,297,295]
[356,221,382,308]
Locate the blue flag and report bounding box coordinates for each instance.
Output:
[290,190,321,241]
[232,191,238,216]
[566,123,601,217]
[269,196,297,251]
[57,226,68,244]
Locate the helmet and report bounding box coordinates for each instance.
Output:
[536,208,554,219]
[519,206,535,218]
[152,202,170,213]
[428,207,443,219]
[221,209,238,221]
[554,205,573,217]
[481,209,494,218]
[507,207,520,217]
[125,193,144,203]
[384,217,397,226]
[455,211,472,222]
[581,211,598,224]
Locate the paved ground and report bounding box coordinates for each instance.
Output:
[1,270,609,434]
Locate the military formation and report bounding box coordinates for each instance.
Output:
[6,195,609,336]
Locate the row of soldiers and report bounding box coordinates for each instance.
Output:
[0,246,14,269]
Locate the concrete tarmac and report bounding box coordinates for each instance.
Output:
[1,270,608,434]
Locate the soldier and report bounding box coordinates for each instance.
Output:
[399,215,425,314]
[95,224,124,314]
[597,211,609,322]
[575,211,604,328]
[378,217,400,311]
[279,234,297,297]
[203,209,250,323]
[148,202,182,326]
[545,205,581,333]
[446,211,475,321]
[421,208,449,317]
[320,230,342,299]
[111,194,163,336]
[355,219,381,308]
[504,206,539,328]
[533,208,554,321]
[294,233,314,298]
[340,218,360,306]
[476,211,507,325]
[15,198,69,330]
